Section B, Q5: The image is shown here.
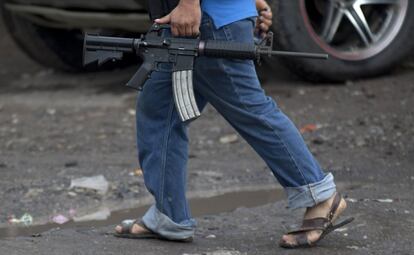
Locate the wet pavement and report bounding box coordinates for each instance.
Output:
[1,12,414,254]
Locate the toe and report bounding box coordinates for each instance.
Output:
[281,234,297,246]
[115,225,123,233]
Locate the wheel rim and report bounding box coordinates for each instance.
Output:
[300,0,409,60]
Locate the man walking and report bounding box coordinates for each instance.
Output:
[115,0,352,248]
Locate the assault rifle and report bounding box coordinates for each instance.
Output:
[83,24,328,122]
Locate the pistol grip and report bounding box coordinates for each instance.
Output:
[172,70,201,122]
[126,61,153,90]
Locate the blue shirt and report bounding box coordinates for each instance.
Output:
[201,0,257,28]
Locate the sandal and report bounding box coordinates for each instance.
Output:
[279,193,354,249]
[114,219,193,242]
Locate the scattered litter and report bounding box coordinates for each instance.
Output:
[363,235,368,240]
[193,251,241,255]
[210,251,241,255]
[355,137,366,147]
[205,234,216,239]
[31,233,42,238]
[67,191,77,197]
[129,168,143,177]
[374,199,393,203]
[52,214,70,225]
[46,108,56,115]
[65,161,79,168]
[404,210,410,214]
[69,208,77,217]
[8,213,33,226]
[346,246,360,250]
[334,227,348,233]
[219,134,238,144]
[343,233,348,237]
[128,109,136,116]
[24,188,44,199]
[73,207,110,222]
[70,175,109,195]
[346,198,358,203]
[300,124,320,134]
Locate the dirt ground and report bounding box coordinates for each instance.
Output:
[0,13,414,255]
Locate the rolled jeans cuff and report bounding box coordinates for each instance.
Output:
[142,205,196,240]
[285,173,336,210]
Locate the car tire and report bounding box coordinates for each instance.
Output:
[268,0,414,82]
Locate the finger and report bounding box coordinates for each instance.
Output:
[260,23,269,32]
[191,26,199,37]
[155,14,171,24]
[259,16,272,27]
[194,27,200,37]
[184,25,192,37]
[260,11,273,19]
[177,24,186,37]
[171,25,179,37]
[261,32,267,38]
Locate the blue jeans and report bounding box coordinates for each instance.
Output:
[136,14,336,240]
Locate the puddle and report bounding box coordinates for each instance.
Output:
[0,187,285,239]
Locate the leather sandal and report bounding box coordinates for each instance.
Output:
[114,219,193,242]
[279,193,354,249]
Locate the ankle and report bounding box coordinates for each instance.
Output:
[306,193,336,215]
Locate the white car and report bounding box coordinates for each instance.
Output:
[2,0,414,81]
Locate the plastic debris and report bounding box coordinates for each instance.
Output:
[8,213,33,226]
[219,134,238,144]
[129,168,143,177]
[334,227,348,232]
[346,198,358,203]
[52,214,70,225]
[300,124,319,134]
[70,175,109,195]
[67,191,77,197]
[24,188,44,199]
[73,207,110,222]
[128,109,136,116]
[69,208,77,217]
[205,234,216,239]
[46,108,56,115]
[374,199,393,203]
[346,246,360,250]
[64,161,79,168]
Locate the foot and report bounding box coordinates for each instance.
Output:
[115,222,151,235]
[280,193,347,247]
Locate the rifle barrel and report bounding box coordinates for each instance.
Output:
[258,49,328,59]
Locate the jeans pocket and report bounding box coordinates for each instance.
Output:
[220,18,256,44]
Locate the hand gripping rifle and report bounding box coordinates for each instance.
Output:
[83,24,328,122]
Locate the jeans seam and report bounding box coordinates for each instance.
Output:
[158,98,175,213]
[219,60,309,186]
[308,184,317,204]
